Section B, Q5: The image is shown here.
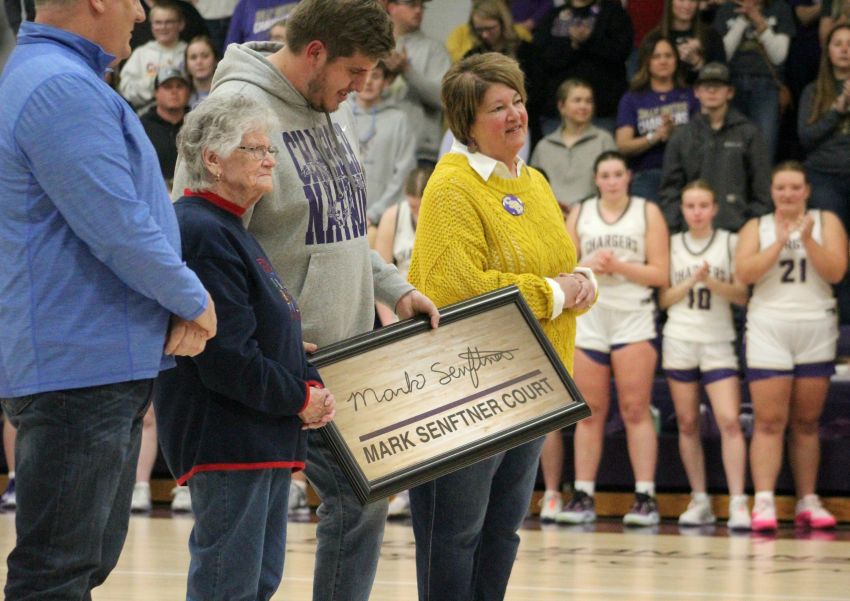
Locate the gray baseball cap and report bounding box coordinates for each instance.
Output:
[154,67,190,88]
[696,62,730,85]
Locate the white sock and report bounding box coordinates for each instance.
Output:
[692,491,709,504]
[292,479,307,492]
[754,491,774,504]
[729,494,748,506]
[635,481,655,497]
[574,480,595,496]
[134,481,150,490]
[7,471,14,480]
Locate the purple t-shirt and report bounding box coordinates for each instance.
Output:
[225,0,298,46]
[616,87,700,172]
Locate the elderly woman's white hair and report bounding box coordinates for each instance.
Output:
[177,94,279,189]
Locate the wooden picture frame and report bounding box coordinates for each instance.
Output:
[310,286,590,504]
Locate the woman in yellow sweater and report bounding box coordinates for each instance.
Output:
[407,53,595,601]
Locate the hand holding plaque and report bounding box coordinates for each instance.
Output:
[300,387,336,430]
[310,287,590,504]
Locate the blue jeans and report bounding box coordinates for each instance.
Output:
[305,430,388,601]
[186,469,291,601]
[409,437,546,601]
[731,73,779,161]
[1,380,152,601]
[629,168,662,203]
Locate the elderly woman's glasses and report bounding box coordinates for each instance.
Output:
[237,145,279,160]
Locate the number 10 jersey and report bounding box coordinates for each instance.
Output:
[664,229,737,343]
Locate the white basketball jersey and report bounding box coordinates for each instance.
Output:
[664,230,737,343]
[576,196,653,310]
[750,210,835,319]
[392,200,416,280]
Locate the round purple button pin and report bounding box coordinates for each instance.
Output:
[502,194,524,216]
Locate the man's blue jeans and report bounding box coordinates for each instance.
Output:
[186,469,291,601]
[409,437,546,601]
[1,379,152,601]
[305,429,388,601]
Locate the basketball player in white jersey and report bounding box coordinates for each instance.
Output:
[659,181,750,530]
[561,151,669,527]
[736,162,848,532]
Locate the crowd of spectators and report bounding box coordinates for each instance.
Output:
[4,1,845,219]
[1,0,848,530]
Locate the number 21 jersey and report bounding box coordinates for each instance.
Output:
[750,210,835,319]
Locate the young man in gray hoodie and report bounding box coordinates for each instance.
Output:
[172,1,439,599]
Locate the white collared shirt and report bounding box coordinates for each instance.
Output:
[449,139,525,181]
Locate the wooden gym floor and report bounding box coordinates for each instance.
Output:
[0,504,848,600]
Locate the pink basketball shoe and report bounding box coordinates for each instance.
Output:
[795,496,837,529]
[751,497,778,532]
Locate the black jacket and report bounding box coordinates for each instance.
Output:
[140,108,183,181]
[660,108,772,233]
[4,0,34,33]
[798,80,850,177]
[529,0,633,126]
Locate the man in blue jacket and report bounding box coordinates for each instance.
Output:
[0,0,217,598]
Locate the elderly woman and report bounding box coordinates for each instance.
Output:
[154,94,336,601]
[407,53,595,601]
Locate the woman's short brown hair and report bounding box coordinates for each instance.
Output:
[441,52,527,146]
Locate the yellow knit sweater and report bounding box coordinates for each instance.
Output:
[408,153,579,374]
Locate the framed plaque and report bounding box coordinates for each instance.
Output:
[311,286,590,504]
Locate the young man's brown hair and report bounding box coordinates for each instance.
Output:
[285,0,394,61]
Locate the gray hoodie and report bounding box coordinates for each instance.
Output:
[347,96,417,224]
[172,42,413,347]
[389,30,451,163]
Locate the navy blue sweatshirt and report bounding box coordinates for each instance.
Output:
[155,192,322,484]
